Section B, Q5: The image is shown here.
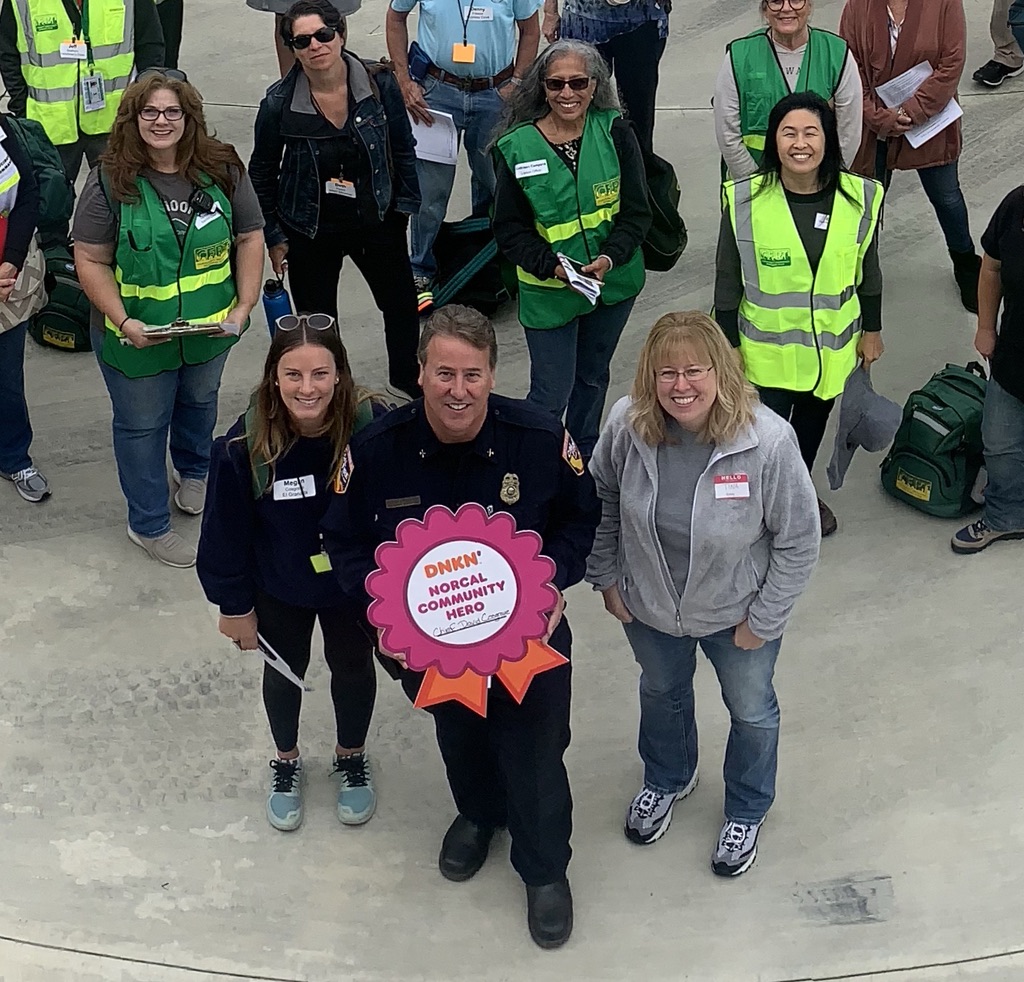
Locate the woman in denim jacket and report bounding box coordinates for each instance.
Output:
[250,0,422,398]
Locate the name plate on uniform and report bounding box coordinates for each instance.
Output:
[365,503,567,716]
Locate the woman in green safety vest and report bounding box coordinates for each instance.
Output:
[715,92,885,537]
[715,0,864,180]
[74,70,265,569]
[491,39,651,457]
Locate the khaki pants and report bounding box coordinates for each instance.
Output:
[991,0,1024,69]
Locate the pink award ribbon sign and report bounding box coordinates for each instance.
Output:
[365,503,568,716]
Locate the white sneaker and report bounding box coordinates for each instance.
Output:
[127,526,196,568]
[711,819,762,877]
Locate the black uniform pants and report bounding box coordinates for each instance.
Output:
[284,213,422,398]
[758,386,836,471]
[596,20,667,155]
[255,591,377,753]
[400,618,574,886]
[156,0,184,68]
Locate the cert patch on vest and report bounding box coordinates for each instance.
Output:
[333,446,354,494]
[562,431,584,476]
[758,248,792,268]
[34,15,59,30]
[194,239,230,271]
[500,473,520,505]
[592,178,620,207]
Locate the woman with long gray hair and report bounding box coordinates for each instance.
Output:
[492,39,651,457]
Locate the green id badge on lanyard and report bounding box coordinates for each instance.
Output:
[310,552,332,573]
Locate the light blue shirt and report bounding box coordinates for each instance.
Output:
[390,0,541,77]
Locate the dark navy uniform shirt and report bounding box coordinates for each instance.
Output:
[321,395,601,605]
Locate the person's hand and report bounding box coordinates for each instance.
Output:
[553,263,568,281]
[497,78,518,101]
[542,8,560,42]
[581,256,612,281]
[601,584,633,624]
[399,76,433,126]
[214,303,252,338]
[377,629,409,669]
[120,317,172,348]
[857,331,884,368]
[0,261,19,302]
[541,590,566,643]
[974,324,997,359]
[220,611,259,650]
[268,242,289,277]
[733,619,765,651]
[879,108,912,138]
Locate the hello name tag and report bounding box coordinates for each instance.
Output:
[273,475,316,500]
[515,159,549,179]
[60,39,88,59]
[714,473,750,499]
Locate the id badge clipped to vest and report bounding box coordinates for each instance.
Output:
[81,73,106,112]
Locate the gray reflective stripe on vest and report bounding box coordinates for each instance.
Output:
[857,178,878,245]
[739,313,860,350]
[28,73,130,102]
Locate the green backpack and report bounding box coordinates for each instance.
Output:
[880,362,987,518]
[642,149,688,272]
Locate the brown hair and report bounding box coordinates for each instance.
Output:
[100,74,243,203]
[417,304,498,370]
[629,311,758,446]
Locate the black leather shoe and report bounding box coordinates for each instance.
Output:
[438,815,494,882]
[526,879,573,949]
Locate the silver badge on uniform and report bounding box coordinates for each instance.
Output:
[500,473,520,505]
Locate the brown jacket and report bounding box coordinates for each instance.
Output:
[839,0,965,173]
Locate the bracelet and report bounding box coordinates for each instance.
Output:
[118,315,130,330]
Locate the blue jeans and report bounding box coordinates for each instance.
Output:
[873,140,974,253]
[0,323,33,474]
[523,297,635,457]
[982,377,1024,531]
[409,78,503,279]
[92,328,229,537]
[622,618,782,824]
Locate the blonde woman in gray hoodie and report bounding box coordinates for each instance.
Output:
[586,311,820,878]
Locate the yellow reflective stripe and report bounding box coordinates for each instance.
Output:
[536,202,620,245]
[742,134,766,152]
[517,268,568,289]
[115,263,233,301]
[105,300,236,336]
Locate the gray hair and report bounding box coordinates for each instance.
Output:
[417,305,498,370]
[494,40,620,138]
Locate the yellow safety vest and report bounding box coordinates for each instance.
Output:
[724,172,883,400]
[11,0,134,146]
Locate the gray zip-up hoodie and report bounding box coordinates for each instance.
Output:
[586,397,821,640]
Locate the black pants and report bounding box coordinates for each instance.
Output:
[758,386,836,471]
[285,213,422,397]
[596,20,667,155]
[255,591,377,753]
[399,619,574,886]
[156,0,184,68]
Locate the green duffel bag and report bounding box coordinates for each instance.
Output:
[880,362,987,518]
[28,246,92,353]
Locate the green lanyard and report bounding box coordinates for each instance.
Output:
[79,0,96,67]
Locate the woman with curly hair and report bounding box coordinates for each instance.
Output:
[74,69,265,568]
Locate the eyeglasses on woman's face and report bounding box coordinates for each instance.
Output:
[765,0,807,11]
[656,366,715,384]
[138,105,185,121]
[289,26,337,49]
[543,76,593,92]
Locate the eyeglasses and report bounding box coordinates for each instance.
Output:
[656,367,715,384]
[137,67,188,82]
[543,76,593,92]
[765,0,807,10]
[288,27,337,49]
[138,105,185,121]
[275,313,337,332]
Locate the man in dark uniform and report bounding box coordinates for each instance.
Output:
[321,305,599,950]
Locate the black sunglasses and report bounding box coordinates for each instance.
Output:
[288,27,337,49]
[137,67,188,82]
[543,76,593,92]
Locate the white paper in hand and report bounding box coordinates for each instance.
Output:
[556,252,602,304]
[408,110,458,165]
[252,634,312,691]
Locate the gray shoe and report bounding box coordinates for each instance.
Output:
[624,771,698,845]
[172,470,207,515]
[267,757,304,832]
[1,466,51,503]
[712,819,762,877]
[126,526,196,568]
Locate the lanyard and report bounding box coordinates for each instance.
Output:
[456,0,476,47]
[77,0,96,66]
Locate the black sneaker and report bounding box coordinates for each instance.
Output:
[972,60,1024,86]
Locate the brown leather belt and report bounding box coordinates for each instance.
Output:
[424,62,515,92]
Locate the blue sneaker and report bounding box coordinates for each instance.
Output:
[951,518,1024,554]
[331,752,376,825]
[266,758,303,831]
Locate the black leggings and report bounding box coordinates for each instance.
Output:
[255,591,377,754]
[596,20,667,155]
[757,387,836,472]
[285,213,421,397]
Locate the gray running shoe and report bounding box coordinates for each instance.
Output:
[267,758,304,832]
[126,526,197,568]
[172,470,207,515]
[624,771,699,845]
[712,819,762,877]
[1,466,51,503]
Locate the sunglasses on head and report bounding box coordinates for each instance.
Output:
[276,313,337,332]
[137,67,188,83]
[288,26,337,49]
[544,75,593,92]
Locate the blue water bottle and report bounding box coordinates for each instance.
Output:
[262,278,293,337]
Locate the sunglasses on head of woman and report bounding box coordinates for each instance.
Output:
[137,67,188,83]
[544,76,593,92]
[288,27,337,49]
[276,313,337,333]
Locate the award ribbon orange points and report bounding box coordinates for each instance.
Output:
[495,639,569,704]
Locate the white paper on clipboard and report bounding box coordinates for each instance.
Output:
[409,110,459,165]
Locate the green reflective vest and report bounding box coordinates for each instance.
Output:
[724,171,883,400]
[728,27,848,164]
[101,175,240,379]
[494,108,645,330]
[11,0,134,146]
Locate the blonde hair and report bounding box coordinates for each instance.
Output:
[629,311,758,446]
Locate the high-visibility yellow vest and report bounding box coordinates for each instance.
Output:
[11,0,134,146]
[0,132,22,217]
[724,171,883,400]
